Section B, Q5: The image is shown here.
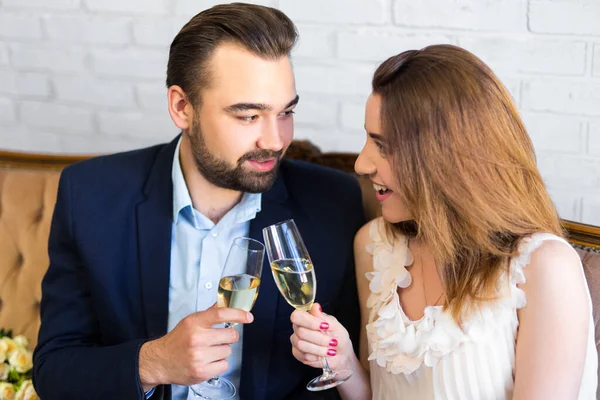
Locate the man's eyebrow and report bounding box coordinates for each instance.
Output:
[223,95,299,113]
[224,102,270,113]
[283,94,300,109]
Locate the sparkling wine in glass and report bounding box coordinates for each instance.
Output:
[262,219,353,391]
[190,237,265,400]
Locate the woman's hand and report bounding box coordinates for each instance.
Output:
[290,303,354,370]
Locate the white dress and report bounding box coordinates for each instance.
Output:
[365,218,598,400]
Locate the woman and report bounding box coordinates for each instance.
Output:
[289,45,597,399]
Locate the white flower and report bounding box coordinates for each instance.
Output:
[8,348,32,374]
[0,363,9,381]
[0,340,7,364]
[11,337,28,350]
[0,382,16,400]
[1,339,17,359]
[14,380,37,400]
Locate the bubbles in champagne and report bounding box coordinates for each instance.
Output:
[270,259,316,311]
[217,274,261,311]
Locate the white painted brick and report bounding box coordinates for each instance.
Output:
[54,77,136,108]
[59,134,159,154]
[0,98,17,125]
[294,25,335,59]
[91,49,167,79]
[594,43,600,77]
[338,30,452,62]
[523,80,600,117]
[84,0,170,15]
[20,101,94,134]
[97,111,177,140]
[502,78,521,106]
[0,14,43,39]
[530,1,600,35]
[44,15,131,45]
[589,121,600,156]
[294,126,365,153]
[293,99,337,127]
[175,0,279,17]
[280,0,387,25]
[133,18,187,47]
[0,71,50,97]
[0,128,62,152]
[522,113,583,154]
[582,196,600,226]
[295,64,374,96]
[340,102,365,132]
[547,190,580,221]
[0,44,8,66]
[393,0,527,32]
[136,83,167,110]
[1,0,79,10]
[537,154,600,190]
[458,37,586,75]
[10,44,87,73]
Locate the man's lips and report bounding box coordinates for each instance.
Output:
[247,159,276,172]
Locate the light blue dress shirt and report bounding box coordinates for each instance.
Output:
[168,138,262,400]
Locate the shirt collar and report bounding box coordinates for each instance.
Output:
[171,137,262,228]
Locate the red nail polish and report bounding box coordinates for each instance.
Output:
[318,304,322,313]
[320,322,329,330]
[327,349,337,356]
[329,339,338,347]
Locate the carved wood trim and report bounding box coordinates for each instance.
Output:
[0,150,91,170]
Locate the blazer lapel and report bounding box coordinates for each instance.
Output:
[136,137,179,338]
[240,173,292,399]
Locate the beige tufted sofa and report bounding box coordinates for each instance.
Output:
[1,142,600,387]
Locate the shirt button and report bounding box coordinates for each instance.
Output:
[212,232,218,237]
[205,282,213,289]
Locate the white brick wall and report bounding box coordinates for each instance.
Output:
[0,0,599,224]
[393,0,528,32]
[529,1,600,36]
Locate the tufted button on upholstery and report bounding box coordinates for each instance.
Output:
[15,252,24,269]
[33,207,44,224]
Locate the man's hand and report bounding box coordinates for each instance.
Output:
[139,304,253,391]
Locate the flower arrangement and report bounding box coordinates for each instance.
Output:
[0,329,38,400]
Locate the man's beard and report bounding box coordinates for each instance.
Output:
[188,118,283,193]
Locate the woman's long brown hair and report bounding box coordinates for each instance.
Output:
[373,44,563,323]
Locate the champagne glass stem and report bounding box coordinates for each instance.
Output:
[204,321,234,386]
[321,357,335,378]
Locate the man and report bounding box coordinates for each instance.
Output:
[32,3,365,399]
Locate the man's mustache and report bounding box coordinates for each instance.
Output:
[238,149,283,164]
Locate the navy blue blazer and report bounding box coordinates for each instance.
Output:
[33,136,365,400]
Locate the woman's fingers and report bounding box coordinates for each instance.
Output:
[290,308,330,331]
[295,325,337,348]
[292,345,324,368]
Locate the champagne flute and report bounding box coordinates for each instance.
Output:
[190,237,265,400]
[262,219,353,391]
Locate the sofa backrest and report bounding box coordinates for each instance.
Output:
[2,142,600,359]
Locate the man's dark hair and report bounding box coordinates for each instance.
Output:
[166,2,298,106]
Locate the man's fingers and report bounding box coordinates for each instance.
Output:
[195,359,230,382]
[200,327,240,346]
[196,344,233,365]
[192,306,254,327]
